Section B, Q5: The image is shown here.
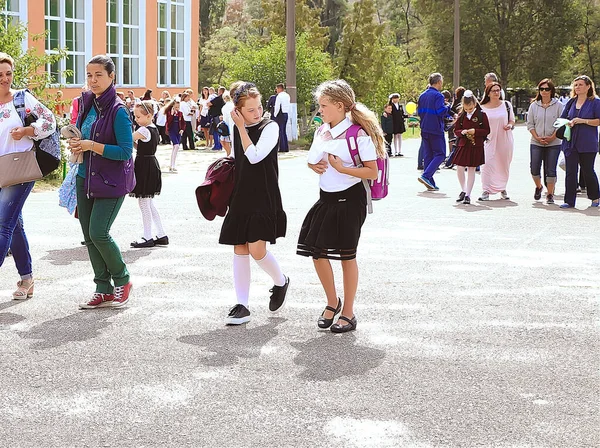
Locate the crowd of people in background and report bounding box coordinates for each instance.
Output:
[2,49,599,330]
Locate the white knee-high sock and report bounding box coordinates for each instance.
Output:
[233,254,251,307]
[457,165,466,192]
[255,251,286,286]
[170,144,179,169]
[466,167,476,196]
[149,199,166,238]
[393,134,402,154]
[138,198,153,240]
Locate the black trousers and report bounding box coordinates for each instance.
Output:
[564,150,599,205]
[182,121,195,150]
[384,134,392,154]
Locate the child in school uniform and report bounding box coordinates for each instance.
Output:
[297,79,386,333]
[381,103,394,156]
[130,101,169,247]
[165,99,186,172]
[218,82,289,325]
[452,90,490,205]
[388,93,407,156]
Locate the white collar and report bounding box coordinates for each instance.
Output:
[326,117,352,139]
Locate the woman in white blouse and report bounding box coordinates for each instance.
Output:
[0,52,57,300]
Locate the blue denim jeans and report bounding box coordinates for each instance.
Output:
[0,181,35,279]
[530,144,561,185]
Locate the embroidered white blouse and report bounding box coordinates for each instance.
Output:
[307,117,377,192]
[0,91,57,157]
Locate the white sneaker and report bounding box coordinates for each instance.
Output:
[501,190,510,200]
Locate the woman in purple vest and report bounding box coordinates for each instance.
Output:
[67,55,135,309]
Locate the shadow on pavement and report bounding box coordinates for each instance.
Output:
[177,317,287,367]
[0,299,21,313]
[479,200,519,208]
[532,202,600,216]
[417,192,449,199]
[454,203,492,212]
[18,309,124,349]
[41,246,152,266]
[0,312,26,328]
[291,333,385,381]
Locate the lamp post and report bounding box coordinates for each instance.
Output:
[453,0,460,89]
[286,0,297,140]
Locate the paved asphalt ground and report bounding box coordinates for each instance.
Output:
[0,126,598,447]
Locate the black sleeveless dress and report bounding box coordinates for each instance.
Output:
[219,119,287,245]
[130,126,162,198]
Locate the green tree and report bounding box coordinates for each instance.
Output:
[199,26,243,87]
[335,0,387,108]
[224,33,334,135]
[200,0,227,40]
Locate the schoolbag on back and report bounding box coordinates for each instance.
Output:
[13,89,61,176]
[345,124,389,214]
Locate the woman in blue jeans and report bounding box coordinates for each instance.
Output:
[0,52,56,299]
[526,79,563,204]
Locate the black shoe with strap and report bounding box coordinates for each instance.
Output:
[154,235,169,246]
[130,238,155,248]
[330,315,357,333]
[317,298,342,329]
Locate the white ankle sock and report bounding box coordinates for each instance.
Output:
[255,251,285,286]
[233,254,250,307]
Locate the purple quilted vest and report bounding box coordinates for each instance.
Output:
[77,85,136,198]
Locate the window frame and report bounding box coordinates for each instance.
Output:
[44,0,91,87]
[106,0,146,88]
[157,0,190,88]
[1,0,28,52]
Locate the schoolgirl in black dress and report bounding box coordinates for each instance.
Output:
[298,79,386,333]
[388,93,407,156]
[130,101,168,248]
[219,82,289,325]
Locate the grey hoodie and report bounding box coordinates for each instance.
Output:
[526,98,564,146]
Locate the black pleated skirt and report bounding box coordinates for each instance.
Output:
[297,182,367,260]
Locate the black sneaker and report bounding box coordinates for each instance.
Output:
[534,186,543,200]
[269,276,290,313]
[456,191,466,202]
[225,304,250,325]
[463,195,471,205]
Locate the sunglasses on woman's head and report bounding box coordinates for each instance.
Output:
[539,87,552,91]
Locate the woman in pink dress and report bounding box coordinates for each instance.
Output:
[479,82,515,201]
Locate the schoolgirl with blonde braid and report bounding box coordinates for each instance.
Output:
[297,79,386,333]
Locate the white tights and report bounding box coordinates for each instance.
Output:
[138,198,166,240]
[170,144,179,170]
[393,134,402,155]
[233,251,285,307]
[457,166,476,196]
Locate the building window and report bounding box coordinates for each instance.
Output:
[157,0,189,87]
[1,0,21,28]
[45,0,86,85]
[107,0,142,86]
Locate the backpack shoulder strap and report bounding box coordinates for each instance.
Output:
[13,89,28,125]
[505,100,511,120]
[345,124,362,167]
[477,107,484,127]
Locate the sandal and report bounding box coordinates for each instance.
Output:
[317,298,342,329]
[330,315,357,333]
[13,279,34,300]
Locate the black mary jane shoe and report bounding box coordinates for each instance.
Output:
[130,238,155,248]
[317,298,342,329]
[330,315,357,333]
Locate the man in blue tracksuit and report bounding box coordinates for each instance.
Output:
[417,73,451,190]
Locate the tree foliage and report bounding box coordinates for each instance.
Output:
[0,1,68,107]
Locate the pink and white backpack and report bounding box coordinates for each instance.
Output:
[345,124,389,213]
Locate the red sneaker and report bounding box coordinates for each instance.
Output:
[112,282,133,307]
[79,293,115,309]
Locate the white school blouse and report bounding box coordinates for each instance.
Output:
[0,91,56,157]
[306,117,377,193]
